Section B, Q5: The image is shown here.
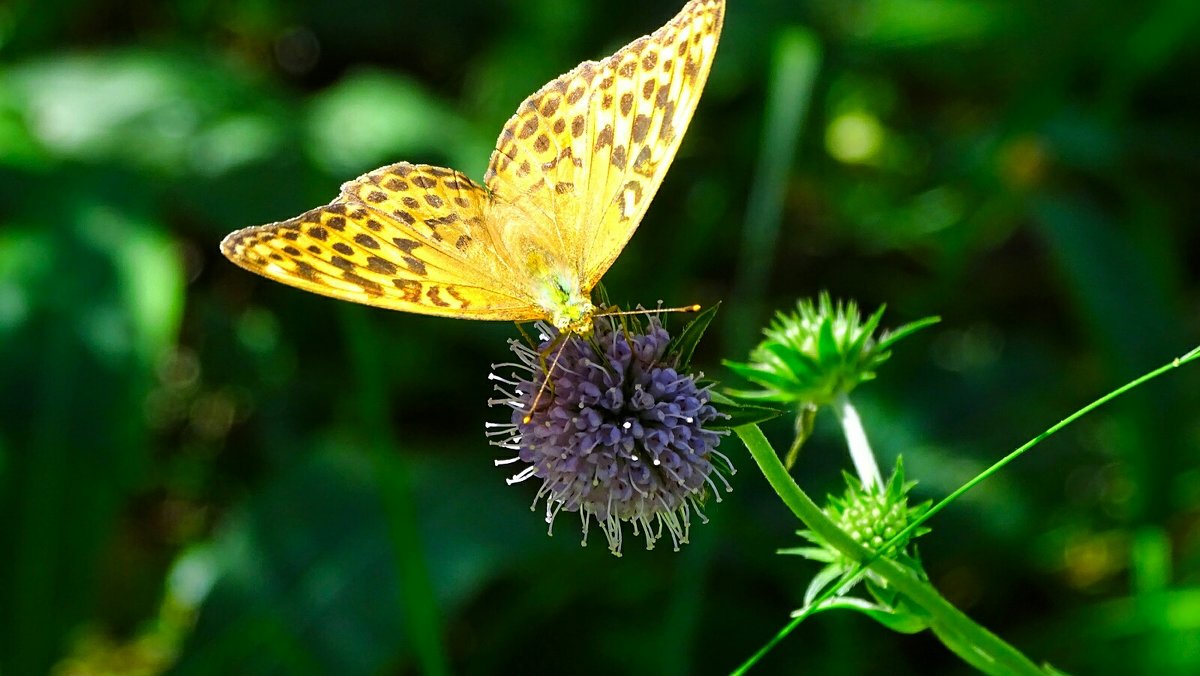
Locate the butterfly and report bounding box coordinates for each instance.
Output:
[221,0,724,337]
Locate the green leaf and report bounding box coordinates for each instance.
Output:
[886,455,908,502]
[307,69,486,176]
[720,388,796,403]
[591,281,612,310]
[803,564,854,607]
[723,360,799,392]
[708,390,784,429]
[815,596,930,634]
[764,341,820,381]
[816,315,840,367]
[709,401,784,430]
[849,304,887,356]
[777,547,836,562]
[666,302,720,369]
[876,315,941,352]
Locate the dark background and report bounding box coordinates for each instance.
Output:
[2,0,1199,674]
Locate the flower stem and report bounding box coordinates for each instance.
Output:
[734,424,1044,675]
[833,393,882,490]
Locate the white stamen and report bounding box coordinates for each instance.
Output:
[710,449,736,475]
[506,466,538,485]
[703,472,724,501]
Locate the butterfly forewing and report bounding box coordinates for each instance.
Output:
[339,163,520,289]
[581,0,723,287]
[221,162,540,320]
[484,66,597,275]
[483,0,724,291]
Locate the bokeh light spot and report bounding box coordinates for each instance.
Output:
[826,111,885,164]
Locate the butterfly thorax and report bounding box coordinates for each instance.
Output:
[529,266,594,336]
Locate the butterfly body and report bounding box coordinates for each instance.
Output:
[221,1,724,333]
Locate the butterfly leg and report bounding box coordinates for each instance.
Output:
[523,331,572,424]
[512,320,565,396]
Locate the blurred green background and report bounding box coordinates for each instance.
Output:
[2,0,1199,673]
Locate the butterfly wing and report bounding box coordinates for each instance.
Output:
[483,0,724,291]
[221,162,542,320]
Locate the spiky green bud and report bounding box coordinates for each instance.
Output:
[725,293,938,407]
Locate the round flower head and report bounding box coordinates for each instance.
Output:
[487,315,733,556]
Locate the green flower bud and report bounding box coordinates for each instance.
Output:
[784,457,931,570]
[725,293,938,407]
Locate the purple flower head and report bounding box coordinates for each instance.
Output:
[487,315,733,556]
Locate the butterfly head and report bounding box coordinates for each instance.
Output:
[556,304,597,337]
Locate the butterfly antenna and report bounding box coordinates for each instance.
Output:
[596,303,702,319]
[523,337,571,424]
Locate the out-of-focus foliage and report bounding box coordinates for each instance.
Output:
[1,0,1198,674]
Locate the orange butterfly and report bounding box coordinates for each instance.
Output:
[222,1,723,336]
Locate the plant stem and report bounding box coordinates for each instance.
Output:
[833,393,882,490]
[734,424,1044,675]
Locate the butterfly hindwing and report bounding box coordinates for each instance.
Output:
[220,162,540,320]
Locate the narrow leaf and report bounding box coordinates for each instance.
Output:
[848,304,887,356]
[764,341,820,380]
[591,282,612,310]
[809,597,930,634]
[723,360,799,391]
[877,316,940,352]
[709,400,784,429]
[667,302,720,370]
[816,315,840,367]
